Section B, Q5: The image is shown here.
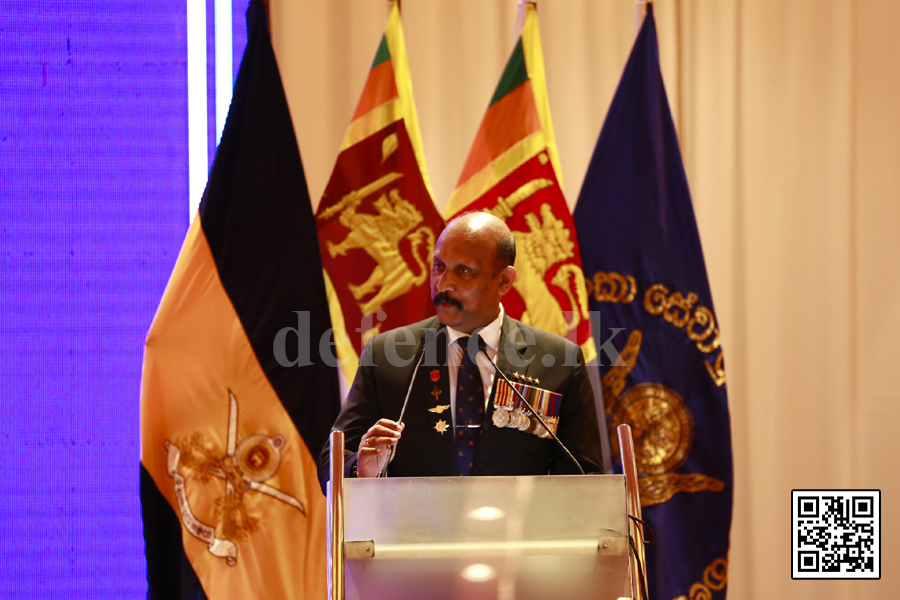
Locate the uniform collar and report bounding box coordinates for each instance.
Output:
[446,304,504,352]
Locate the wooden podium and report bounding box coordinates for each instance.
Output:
[326,425,648,600]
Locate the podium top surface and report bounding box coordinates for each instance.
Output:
[343,474,628,545]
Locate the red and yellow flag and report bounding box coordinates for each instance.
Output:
[317,1,444,384]
[140,1,340,598]
[446,2,596,362]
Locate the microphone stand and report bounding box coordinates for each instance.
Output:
[477,339,585,475]
[378,343,427,478]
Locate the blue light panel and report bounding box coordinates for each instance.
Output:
[0,0,248,595]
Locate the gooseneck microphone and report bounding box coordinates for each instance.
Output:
[475,336,586,475]
[378,340,428,478]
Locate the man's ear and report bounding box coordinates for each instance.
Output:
[498,266,516,295]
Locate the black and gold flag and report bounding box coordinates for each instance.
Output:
[139,1,341,598]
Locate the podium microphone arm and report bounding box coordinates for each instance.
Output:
[378,342,427,478]
[477,339,585,475]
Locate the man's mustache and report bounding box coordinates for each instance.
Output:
[433,292,462,310]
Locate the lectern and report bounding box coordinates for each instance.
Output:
[326,425,648,600]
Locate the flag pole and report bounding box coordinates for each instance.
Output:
[634,0,649,39]
[513,0,533,42]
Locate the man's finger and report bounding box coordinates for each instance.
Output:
[372,422,403,435]
[358,446,388,456]
[374,419,405,432]
[367,428,402,442]
[363,435,399,448]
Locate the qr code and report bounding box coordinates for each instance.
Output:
[792,489,880,579]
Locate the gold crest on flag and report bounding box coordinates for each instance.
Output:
[601,330,725,507]
[164,391,304,566]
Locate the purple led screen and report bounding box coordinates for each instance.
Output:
[0,0,249,595]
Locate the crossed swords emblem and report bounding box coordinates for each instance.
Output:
[164,390,305,566]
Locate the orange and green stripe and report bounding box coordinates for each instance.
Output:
[446,3,564,218]
[351,37,398,120]
[455,40,540,188]
[337,2,432,199]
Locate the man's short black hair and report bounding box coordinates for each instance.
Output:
[495,232,516,273]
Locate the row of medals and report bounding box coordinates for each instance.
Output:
[492,404,557,439]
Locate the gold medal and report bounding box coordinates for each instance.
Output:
[515,412,531,431]
[507,412,521,429]
[492,407,510,428]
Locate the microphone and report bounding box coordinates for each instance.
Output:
[475,335,585,475]
[378,339,428,478]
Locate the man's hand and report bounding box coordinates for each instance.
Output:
[357,419,404,478]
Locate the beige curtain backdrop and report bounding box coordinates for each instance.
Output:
[268,1,900,598]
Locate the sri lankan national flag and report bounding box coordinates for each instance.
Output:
[316,0,444,385]
[139,1,341,598]
[445,2,595,363]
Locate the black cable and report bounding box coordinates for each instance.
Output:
[628,534,651,600]
[628,514,655,545]
[475,336,585,475]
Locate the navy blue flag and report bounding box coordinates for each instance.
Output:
[573,5,733,600]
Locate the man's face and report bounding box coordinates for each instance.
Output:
[430,224,515,334]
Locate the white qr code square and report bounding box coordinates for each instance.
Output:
[792,489,880,579]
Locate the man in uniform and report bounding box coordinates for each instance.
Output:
[317,212,603,487]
